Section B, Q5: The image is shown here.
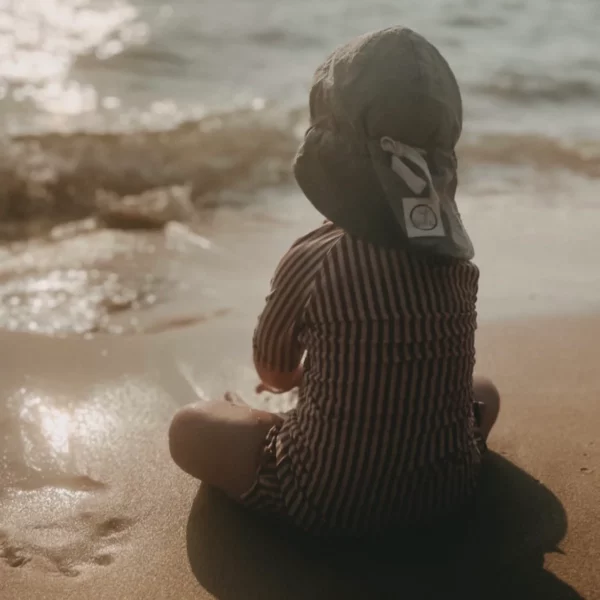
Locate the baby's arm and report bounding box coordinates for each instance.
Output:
[253,244,310,394]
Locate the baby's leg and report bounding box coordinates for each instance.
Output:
[169,400,283,498]
[473,376,501,441]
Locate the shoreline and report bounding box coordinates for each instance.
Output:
[2,184,600,337]
[1,311,599,599]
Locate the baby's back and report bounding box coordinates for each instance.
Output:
[283,224,481,533]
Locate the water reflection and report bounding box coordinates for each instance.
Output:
[21,394,71,455]
[0,228,173,336]
[0,0,146,115]
[0,221,247,337]
[5,387,111,484]
[0,266,162,335]
[0,386,137,574]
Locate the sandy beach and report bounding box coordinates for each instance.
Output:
[1,307,598,600]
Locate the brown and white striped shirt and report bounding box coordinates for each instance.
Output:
[251,222,481,535]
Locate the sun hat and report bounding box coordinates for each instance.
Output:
[293,26,474,260]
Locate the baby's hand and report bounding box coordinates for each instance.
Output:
[255,365,303,395]
[255,382,288,395]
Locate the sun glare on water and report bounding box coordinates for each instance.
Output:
[38,403,71,455]
[0,0,147,115]
[19,392,72,455]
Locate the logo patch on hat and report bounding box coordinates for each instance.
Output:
[402,197,445,238]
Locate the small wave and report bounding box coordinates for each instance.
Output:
[0,108,303,239]
[475,72,600,103]
[459,133,600,178]
[2,106,600,241]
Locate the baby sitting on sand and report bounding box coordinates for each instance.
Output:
[169,26,500,536]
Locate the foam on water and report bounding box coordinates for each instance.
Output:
[1,105,600,242]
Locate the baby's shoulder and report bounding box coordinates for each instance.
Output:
[285,222,345,260]
[271,222,345,285]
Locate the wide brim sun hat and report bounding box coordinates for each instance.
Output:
[294,26,474,260]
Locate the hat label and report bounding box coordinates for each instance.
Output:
[402,197,446,238]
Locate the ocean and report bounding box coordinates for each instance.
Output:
[1,0,599,335]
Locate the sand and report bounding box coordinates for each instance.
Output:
[1,312,599,600]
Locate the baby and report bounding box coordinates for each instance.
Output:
[169,26,500,536]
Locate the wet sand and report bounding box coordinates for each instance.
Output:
[1,313,598,600]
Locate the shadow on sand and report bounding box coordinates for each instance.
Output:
[186,452,582,600]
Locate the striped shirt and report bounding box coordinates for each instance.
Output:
[247,222,481,535]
